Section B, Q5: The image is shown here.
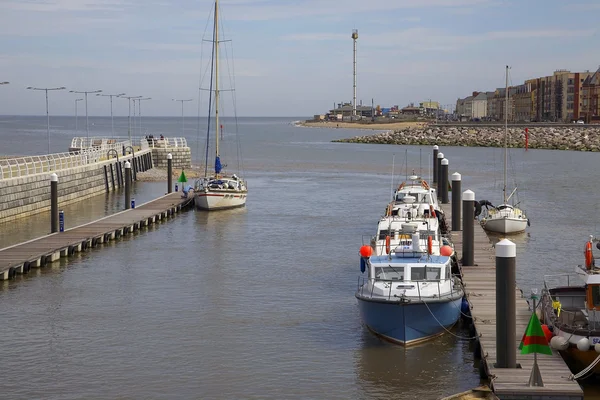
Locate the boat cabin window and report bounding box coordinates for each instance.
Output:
[374,266,404,281]
[419,231,437,241]
[588,284,600,310]
[378,229,391,240]
[410,266,441,281]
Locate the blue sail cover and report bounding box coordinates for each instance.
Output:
[215,156,222,174]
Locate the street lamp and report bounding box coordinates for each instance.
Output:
[26,86,66,154]
[119,95,142,143]
[75,98,83,131]
[136,97,152,136]
[70,89,102,141]
[97,92,125,139]
[172,98,193,137]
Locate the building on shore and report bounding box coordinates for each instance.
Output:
[456,67,600,123]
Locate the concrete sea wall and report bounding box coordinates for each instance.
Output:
[333,126,600,151]
[152,147,191,168]
[0,152,152,224]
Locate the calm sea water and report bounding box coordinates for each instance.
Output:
[0,116,599,399]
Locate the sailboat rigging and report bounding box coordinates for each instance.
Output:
[194,0,248,211]
[479,65,528,234]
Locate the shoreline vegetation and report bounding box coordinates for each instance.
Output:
[296,120,600,151]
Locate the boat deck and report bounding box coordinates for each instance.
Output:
[443,200,583,399]
[0,192,193,280]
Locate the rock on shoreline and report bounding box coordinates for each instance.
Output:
[332,126,600,151]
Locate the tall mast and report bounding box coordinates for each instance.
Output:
[214,0,220,173]
[504,65,508,204]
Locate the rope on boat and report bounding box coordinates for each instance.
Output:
[423,300,479,341]
[570,354,600,380]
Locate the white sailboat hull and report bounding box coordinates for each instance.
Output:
[194,190,247,211]
[481,215,527,234]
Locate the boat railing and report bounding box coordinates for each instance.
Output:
[543,273,582,290]
[357,275,462,302]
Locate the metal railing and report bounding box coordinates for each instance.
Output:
[0,140,132,180]
[70,136,188,150]
[357,275,463,302]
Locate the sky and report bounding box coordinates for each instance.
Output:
[0,0,599,117]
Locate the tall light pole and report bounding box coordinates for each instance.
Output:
[351,29,358,122]
[75,98,83,131]
[97,92,125,139]
[119,95,142,143]
[26,86,66,154]
[172,99,192,137]
[70,89,102,141]
[137,97,152,136]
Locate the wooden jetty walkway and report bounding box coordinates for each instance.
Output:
[443,202,584,399]
[0,192,194,280]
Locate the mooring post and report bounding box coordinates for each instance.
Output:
[432,145,439,183]
[167,153,173,194]
[451,173,462,231]
[50,173,58,233]
[462,189,475,266]
[125,161,131,210]
[496,239,517,368]
[436,152,444,198]
[440,158,449,204]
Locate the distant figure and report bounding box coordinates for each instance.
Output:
[160,134,164,140]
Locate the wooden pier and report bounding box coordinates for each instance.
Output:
[0,192,194,281]
[443,202,584,400]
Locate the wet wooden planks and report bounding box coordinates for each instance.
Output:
[442,199,583,399]
[0,192,193,280]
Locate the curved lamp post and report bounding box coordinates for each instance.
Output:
[97,92,125,139]
[70,89,102,141]
[27,86,66,154]
[172,98,193,137]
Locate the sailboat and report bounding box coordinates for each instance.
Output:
[194,0,248,211]
[480,66,528,234]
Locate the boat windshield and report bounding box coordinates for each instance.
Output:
[496,205,513,211]
[411,266,441,281]
[374,266,404,281]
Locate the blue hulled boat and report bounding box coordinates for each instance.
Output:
[356,235,464,346]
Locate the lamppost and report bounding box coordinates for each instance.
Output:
[26,86,66,154]
[119,95,142,143]
[75,98,83,131]
[70,89,102,141]
[97,92,125,139]
[172,98,193,137]
[137,97,152,136]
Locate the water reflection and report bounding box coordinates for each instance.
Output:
[355,324,481,400]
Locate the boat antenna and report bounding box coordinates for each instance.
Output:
[419,148,422,178]
[405,149,409,181]
[390,153,396,202]
[503,65,509,205]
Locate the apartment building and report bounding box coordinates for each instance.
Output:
[456,67,599,123]
[582,67,600,123]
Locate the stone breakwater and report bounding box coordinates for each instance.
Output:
[332,126,600,151]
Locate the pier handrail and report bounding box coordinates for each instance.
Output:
[70,136,188,150]
[0,140,136,180]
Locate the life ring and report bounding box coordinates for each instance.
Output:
[430,205,436,218]
[422,180,430,190]
[585,241,594,270]
[427,236,433,255]
[385,235,391,254]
